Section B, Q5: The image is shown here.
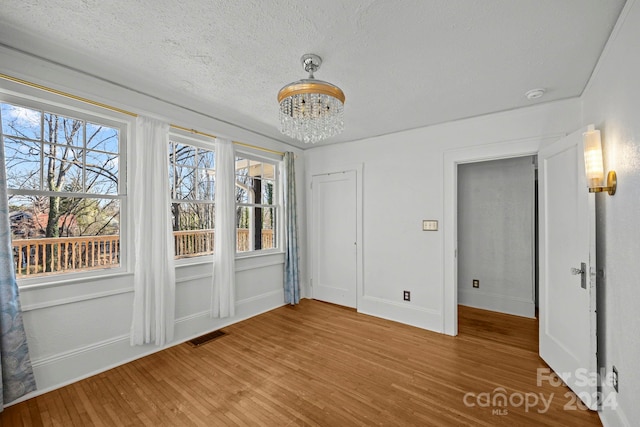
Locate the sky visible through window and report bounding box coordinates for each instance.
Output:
[1,102,122,277]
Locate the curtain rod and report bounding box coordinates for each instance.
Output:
[0,73,138,117]
[0,73,285,156]
[170,124,284,156]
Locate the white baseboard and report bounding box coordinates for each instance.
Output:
[599,384,630,427]
[9,289,285,407]
[458,289,535,318]
[600,406,629,427]
[358,295,442,332]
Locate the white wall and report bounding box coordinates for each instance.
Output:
[581,1,640,425]
[0,46,307,401]
[7,6,640,423]
[304,3,640,425]
[305,98,580,332]
[457,156,535,318]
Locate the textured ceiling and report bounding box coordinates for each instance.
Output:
[0,0,627,149]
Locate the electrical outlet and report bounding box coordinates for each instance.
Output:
[403,291,411,301]
[612,366,619,392]
[472,279,479,288]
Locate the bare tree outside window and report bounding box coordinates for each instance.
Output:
[169,140,215,258]
[1,102,122,277]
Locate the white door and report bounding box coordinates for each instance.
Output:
[538,127,597,410]
[311,171,357,308]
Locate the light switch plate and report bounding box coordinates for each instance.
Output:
[422,220,438,231]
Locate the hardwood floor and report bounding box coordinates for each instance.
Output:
[1,300,601,426]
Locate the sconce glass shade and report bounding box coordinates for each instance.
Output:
[583,127,604,188]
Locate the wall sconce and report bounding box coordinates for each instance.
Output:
[583,125,616,195]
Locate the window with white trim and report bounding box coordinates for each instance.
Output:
[235,153,279,253]
[1,100,125,279]
[168,136,215,259]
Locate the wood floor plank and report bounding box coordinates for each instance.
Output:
[1,300,602,426]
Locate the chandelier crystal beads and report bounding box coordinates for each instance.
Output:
[278,54,345,144]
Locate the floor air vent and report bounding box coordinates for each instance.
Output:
[187,330,227,347]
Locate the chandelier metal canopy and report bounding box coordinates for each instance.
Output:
[278,54,345,144]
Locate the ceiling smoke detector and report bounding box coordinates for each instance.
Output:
[525,88,546,100]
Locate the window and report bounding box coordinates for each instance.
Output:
[235,154,278,253]
[1,101,124,279]
[169,138,215,259]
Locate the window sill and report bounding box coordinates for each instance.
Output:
[17,250,287,290]
[18,269,132,291]
[174,251,285,272]
[175,255,214,269]
[235,249,284,260]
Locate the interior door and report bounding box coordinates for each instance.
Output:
[538,127,597,410]
[311,171,357,308]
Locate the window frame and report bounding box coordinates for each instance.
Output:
[234,149,283,258]
[0,91,130,288]
[168,131,216,265]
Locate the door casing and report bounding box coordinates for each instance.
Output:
[307,163,364,309]
[443,135,561,335]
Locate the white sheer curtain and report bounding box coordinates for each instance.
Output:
[130,116,176,346]
[211,138,235,318]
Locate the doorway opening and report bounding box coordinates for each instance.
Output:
[443,135,555,335]
[456,155,538,342]
[456,155,538,324]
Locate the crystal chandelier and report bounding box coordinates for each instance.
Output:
[278,54,345,144]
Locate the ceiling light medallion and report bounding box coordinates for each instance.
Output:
[278,54,345,144]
